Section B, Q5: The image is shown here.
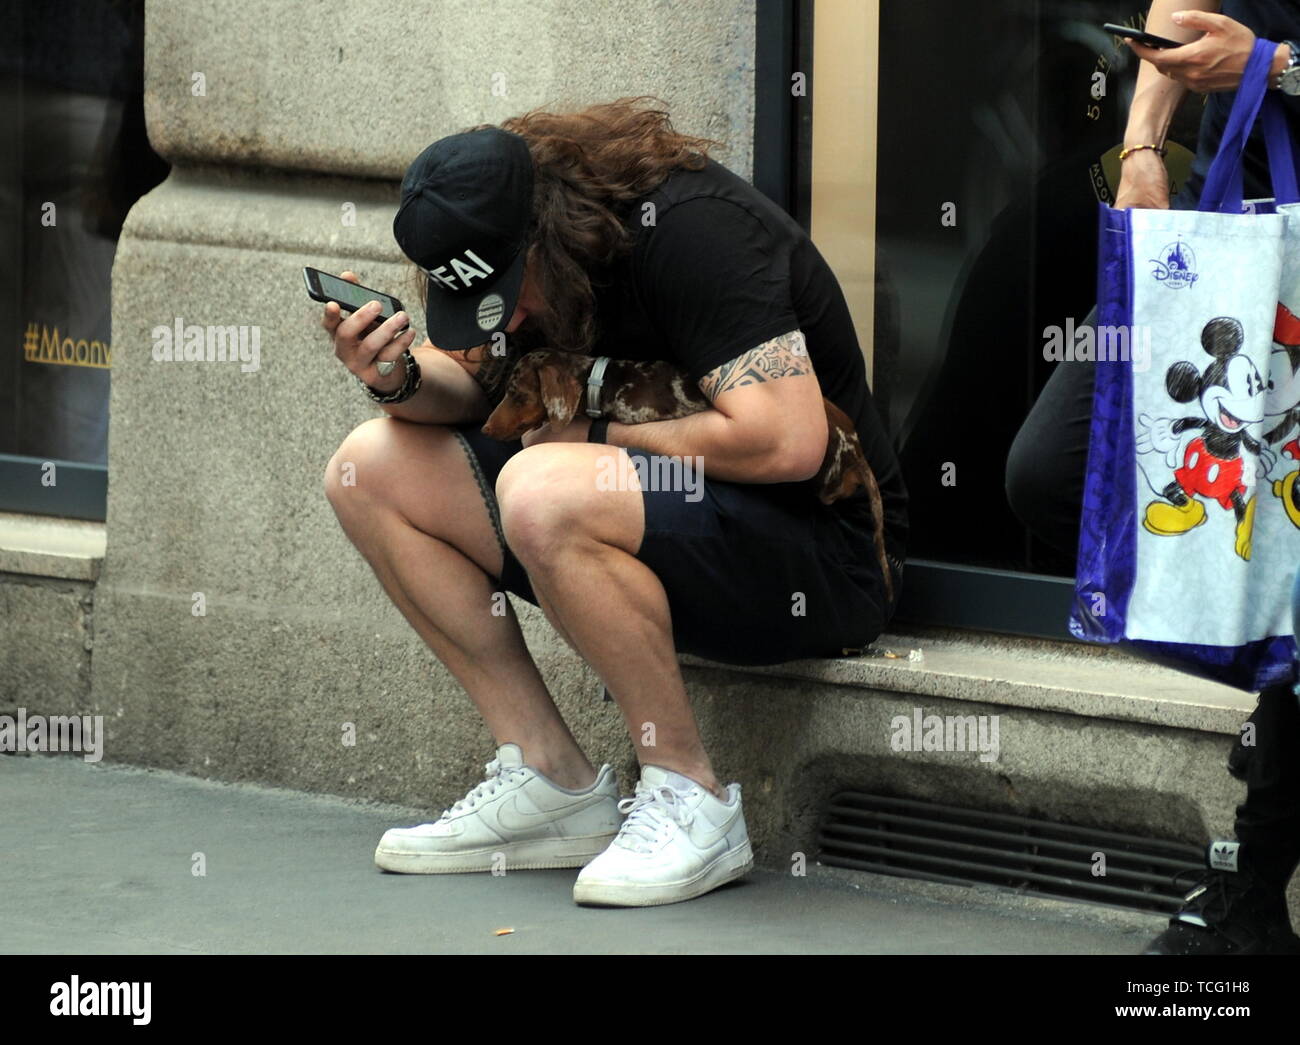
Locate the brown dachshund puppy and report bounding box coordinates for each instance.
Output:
[482,349,893,601]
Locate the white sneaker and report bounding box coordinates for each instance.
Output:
[374,743,621,873]
[572,765,754,907]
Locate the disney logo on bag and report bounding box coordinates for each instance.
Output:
[1149,239,1200,288]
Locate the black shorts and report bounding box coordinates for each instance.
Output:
[453,423,901,666]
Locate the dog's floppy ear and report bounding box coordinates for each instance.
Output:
[482,356,548,440]
[817,400,870,505]
[483,396,548,440]
[537,363,584,430]
[820,458,865,505]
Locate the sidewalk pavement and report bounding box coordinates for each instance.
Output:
[0,755,1161,955]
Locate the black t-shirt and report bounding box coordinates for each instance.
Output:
[1180,0,1300,205]
[582,157,908,553]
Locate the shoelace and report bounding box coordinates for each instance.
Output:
[613,782,695,853]
[1170,866,1255,926]
[440,757,528,820]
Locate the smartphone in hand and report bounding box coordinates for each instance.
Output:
[1103,23,1185,50]
[303,267,405,327]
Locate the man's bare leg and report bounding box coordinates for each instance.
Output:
[495,443,725,798]
[324,417,595,790]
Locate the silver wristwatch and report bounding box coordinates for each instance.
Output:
[1277,40,1300,95]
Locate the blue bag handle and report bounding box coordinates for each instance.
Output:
[1199,37,1300,212]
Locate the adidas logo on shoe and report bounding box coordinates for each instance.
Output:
[1209,841,1241,873]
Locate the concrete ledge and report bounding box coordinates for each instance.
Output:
[677,626,1300,924]
[678,627,1282,913]
[677,640,1299,926]
[0,511,106,582]
[684,626,1256,736]
[0,514,102,711]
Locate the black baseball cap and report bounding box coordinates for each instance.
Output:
[392,127,534,351]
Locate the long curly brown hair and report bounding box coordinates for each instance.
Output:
[409,96,720,356]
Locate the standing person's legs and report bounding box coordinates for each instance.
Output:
[1146,682,1300,954]
[1005,307,1097,558]
[1234,684,1300,891]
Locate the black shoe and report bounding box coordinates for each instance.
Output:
[1144,841,1300,955]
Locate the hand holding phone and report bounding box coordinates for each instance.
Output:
[313,268,417,392]
[1107,12,1263,95]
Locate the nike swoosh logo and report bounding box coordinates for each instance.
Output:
[496,792,603,833]
[686,805,742,850]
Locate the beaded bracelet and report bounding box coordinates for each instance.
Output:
[1119,143,1168,161]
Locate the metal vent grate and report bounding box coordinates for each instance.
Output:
[818,792,1205,914]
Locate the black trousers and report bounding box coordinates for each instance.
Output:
[1005,308,1300,890]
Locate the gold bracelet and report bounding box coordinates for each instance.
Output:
[1119,143,1168,161]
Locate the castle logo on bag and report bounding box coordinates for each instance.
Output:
[1149,239,1199,289]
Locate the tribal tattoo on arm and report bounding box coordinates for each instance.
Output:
[698,330,811,399]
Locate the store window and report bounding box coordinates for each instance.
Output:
[802,0,1203,635]
[0,0,168,519]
